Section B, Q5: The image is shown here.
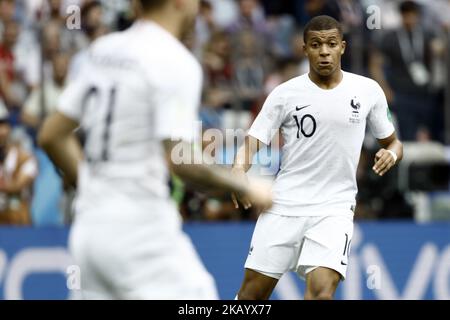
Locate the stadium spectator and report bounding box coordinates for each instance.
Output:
[264,57,302,95]
[0,20,22,111]
[195,0,217,59]
[203,30,234,111]
[22,51,70,226]
[303,0,338,23]
[332,0,366,73]
[67,0,108,81]
[369,0,441,141]
[264,10,296,59]
[432,0,450,31]
[228,0,268,35]
[38,21,62,84]
[80,0,107,41]
[15,17,65,92]
[22,51,69,133]
[0,0,16,39]
[42,0,85,53]
[233,30,265,111]
[0,104,37,225]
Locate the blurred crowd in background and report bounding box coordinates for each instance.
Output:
[0,0,448,226]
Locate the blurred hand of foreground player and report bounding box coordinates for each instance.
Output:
[231,167,272,212]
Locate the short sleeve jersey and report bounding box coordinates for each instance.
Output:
[57,21,202,204]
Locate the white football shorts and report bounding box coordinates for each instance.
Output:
[244,211,354,280]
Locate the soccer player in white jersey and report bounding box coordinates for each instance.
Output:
[38,0,272,299]
[232,15,404,300]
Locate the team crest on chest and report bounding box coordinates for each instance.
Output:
[349,97,361,124]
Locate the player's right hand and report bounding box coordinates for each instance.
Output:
[245,177,273,213]
[231,168,273,211]
[231,167,252,209]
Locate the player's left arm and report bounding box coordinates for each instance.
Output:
[38,112,83,187]
[373,132,403,177]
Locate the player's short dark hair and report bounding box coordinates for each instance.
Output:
[303,15,343,43]
[139,0,168,12]
[399,1,420,14]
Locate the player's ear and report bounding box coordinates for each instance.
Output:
[341,40,346,55]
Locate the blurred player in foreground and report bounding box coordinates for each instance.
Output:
[38,0,272,299]
[232,15,403,300]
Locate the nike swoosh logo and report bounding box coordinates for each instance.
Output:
[341,261,348,266]
[296,105,311,111]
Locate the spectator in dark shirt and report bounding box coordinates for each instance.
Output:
[0,104,37,225]
[370,0,440,141]
[228,0,268,35]
[0,20,22,111]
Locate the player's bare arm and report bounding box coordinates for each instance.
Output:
[38,112,83,187]
[373,132,403,177]
[231,135,266,209]
[163,139,272,210]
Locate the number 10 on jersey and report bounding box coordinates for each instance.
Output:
[293,114,317,139]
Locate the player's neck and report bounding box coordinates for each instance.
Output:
[140,11,182,40]
[308,70,343,90]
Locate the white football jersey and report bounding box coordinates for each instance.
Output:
[57,21,202,218]
[248,71,395,217]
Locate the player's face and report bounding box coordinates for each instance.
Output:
[303,29,346,78]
